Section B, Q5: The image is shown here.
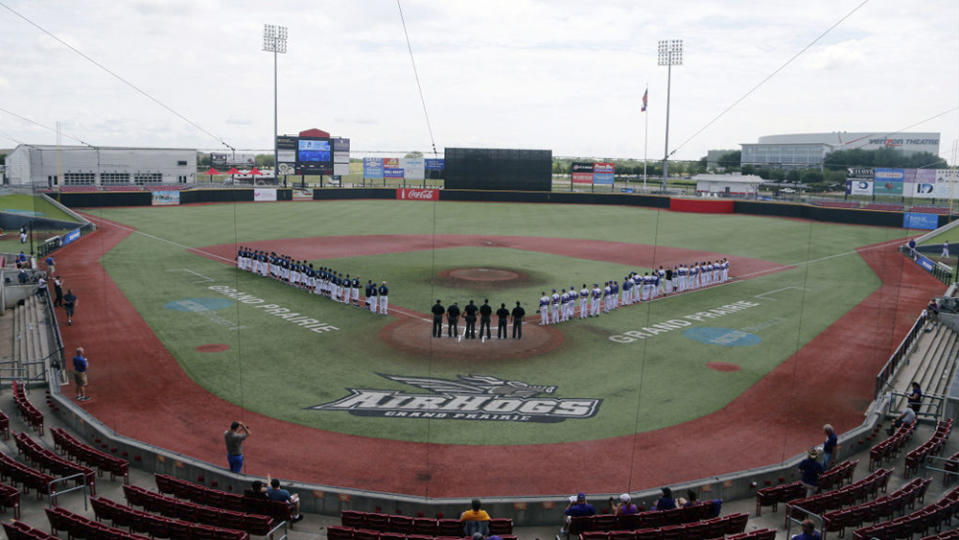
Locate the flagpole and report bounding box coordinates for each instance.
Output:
[643,84,648,188]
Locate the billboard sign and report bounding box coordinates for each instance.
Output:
[402,157,426,181]
[383,158,404,179]
[593,162,615,184]
[333,163,351,177]
[571,162,594,184]
[297,138,333,174]
[331,137,350,152]
[847,167,873,179]
[874,168,905,181]
[276,135,298,176]
[151,190,180,206]
[396,188,439,201]
[846,180,873,196]
[425,158,445,171]
[903,212,938,230]
[61,228,81,246]
[363,158,383,179]
[253,188,277,202]
[874,168,903,196]
[210,152,256,168]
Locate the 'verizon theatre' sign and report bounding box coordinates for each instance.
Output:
[309,374,602,423]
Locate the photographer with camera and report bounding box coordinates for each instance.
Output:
[225,421,251,473]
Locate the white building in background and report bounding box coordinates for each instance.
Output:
[4,145,196,186]
[741,132,940,170]
[693,173,764,197]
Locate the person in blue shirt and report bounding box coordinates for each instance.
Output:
[72,347,89,401]
[798,448,824,497]
[557,493,595,539]
[822,424,838,469]
[654,487,676,510]
[266,477,303,522]
[791,519,821,540]
[907,381,922,414]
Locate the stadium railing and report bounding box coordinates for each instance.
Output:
[874,311,926,400]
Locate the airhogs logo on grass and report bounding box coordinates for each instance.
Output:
[309,374,602,423]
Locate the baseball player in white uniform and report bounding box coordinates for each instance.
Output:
[590,284,602,317]
[539,292,550,325]
[579,284,589,319]
[550,289,560,324]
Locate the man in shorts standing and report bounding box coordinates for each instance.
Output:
[73,347,89,401]
[63,289,77,325]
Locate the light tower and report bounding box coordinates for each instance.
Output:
[657,39,683,191]
[262,24,288,183]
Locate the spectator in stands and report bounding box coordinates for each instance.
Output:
[887,406,917,435]
[72,347,89,401]
[610,493,640,515]
[461,498,491,536]
[267,477,303,522]
[821,424,838,469]
[791,519,821,540]
[15,250,27,269]
[557,493,595,539]
[653,487,676,510]
[244,479,269,499]
[35,274,47,298]
[907,381,922,414]
[679,489,698,507]
[798,448,823,497]
[224,421,251,473]
[17,267,28,284]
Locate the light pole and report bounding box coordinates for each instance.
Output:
[658,39,683,192]
[262,24,288,185]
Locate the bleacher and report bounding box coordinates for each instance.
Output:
[57,185,99,192]
[147,184,188,191]
[12,296,52,384]
[910,206,951,215]
[100,185,144,192]
[815,201,861,209]
[863,203,905,211]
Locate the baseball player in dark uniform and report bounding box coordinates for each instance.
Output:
[496,303,510,339]
[431,300,445,338]
[447,302,461,338]
[511,301,525,339]
[464,300,478,339]
[479,299,493,340]
[378,281,389,314]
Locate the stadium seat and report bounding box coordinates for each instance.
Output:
[437,518,464,536]
[389,514,413,533]
[593,514,618,531]
[366,512,390,531]
[633,528,662,540]
[341,509,366,528]
[489,517,513,534]
[608,530,636,540]
[411,517,438,536]
[327,525,355,540]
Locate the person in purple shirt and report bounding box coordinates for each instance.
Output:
[799,448,824,497]
[791,519,822,540]
[654,487,676,510]
[557,493,595,538]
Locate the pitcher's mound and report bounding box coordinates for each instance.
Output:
[380,318,564,361]
[434,267,528,290]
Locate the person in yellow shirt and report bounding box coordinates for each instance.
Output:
[461,499,491,536]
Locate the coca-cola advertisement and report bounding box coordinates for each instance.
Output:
[396,188,439,201]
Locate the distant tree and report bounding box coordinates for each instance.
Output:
[786,169,801,183]
[196,152,211,167]
[741,164,755,176]
[717,150,741,169]
[769,169,786,182]
[255,154,275,167]
[404,151,424,158]
[0,152,5,164]
[800,169,823,184]
[823,148,947,170]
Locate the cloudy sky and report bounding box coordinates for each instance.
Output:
[0,0,957,162]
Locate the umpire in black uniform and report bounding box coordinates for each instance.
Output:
[511,301,526,339]
[447,302,461,338]
[431,300,445,338]
[479,299,493,340]
[464,300,478,339]
[496,303,510,339]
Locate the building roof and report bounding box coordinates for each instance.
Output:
[13,144,196,152]
[693,174,764,184]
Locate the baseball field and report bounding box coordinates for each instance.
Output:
[54,199,943,497]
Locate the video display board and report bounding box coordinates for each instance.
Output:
[297,138,332,174]
[444,147,552,191]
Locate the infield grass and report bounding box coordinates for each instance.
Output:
[87,201,909,445]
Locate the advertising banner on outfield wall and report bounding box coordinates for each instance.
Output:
[874,168,905,182]
[253,188,277,202]
[847,167,874,178]
[396,188,438,201]
[151,190,180,206]
[363,157,383,179]
[903,212,938,230]
[874,178,903,196]
[425,158,445,171]
[846,180,873,196]
[571,162,594,184]
[593,162,615,184]
[61,228,81,246]
[402,157,426,181]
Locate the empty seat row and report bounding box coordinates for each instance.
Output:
[820,477,931,539]
[852,490,959,540]
[91,495,249,540]
[342,509,512,536]
[869,423,916,470]
[0,480,22,518]
[50,427,129,483]
[0,450,54,498]
[328,529,515,540]
[567,512,746,540]
[818,460,860,491]
[14,431,95,495]
[155,473,296,527]
[755,481,804,516]
[11,382,43,435]
[785,467,893,522]
[124,484,273,535]
[0,410,10,440]
[905,419,953,477]
[3,518,59,539]
[46,505,151,540]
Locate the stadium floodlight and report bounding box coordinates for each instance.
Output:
[657,39,683,191]
[263,24,288,184]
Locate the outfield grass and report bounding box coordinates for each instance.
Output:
[0,194,79,223]
[88,201,908,445]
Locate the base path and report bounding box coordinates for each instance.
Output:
[55,217,942,498]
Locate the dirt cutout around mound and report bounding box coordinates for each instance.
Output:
[433,267,529,290]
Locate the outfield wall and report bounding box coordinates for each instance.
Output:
[54,188,293,207]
